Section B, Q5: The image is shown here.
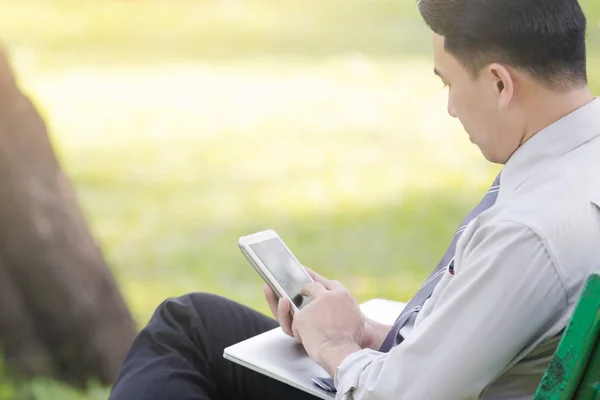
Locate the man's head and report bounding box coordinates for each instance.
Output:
[419,0,589,163]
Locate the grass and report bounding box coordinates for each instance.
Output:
[0,0,599,398]
[1,0,431,66]
[27,57,500,320]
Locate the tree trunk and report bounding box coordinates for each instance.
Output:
[0,48,137,387]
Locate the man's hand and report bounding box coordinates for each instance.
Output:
[263,267,332,341]
[264,282,295,339]
[291,280,365,377]
[362,316,393,351]
[264,268,391,351]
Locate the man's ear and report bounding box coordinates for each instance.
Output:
[487,63,514,108]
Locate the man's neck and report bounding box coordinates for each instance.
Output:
[520,86,594,146]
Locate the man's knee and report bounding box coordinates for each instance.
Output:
[151,292,233,326]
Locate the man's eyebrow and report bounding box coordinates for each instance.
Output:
[433,68,443,79]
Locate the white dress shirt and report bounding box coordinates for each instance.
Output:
[334,97,600,400]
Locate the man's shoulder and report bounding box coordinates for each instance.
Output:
[495,170,600,240]
[490,131,600,236]
[481,181,600,302]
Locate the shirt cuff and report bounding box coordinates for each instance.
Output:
[334,348,382,399]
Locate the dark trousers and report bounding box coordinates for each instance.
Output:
[109,293,316,400]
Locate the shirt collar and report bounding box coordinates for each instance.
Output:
[498,97,600,201]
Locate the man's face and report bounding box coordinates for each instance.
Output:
[433,34,520,163]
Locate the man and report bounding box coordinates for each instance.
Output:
[109,0,600,398]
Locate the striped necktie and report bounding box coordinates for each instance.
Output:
[379,174,501,352]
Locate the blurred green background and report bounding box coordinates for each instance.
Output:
[0,0,598,398]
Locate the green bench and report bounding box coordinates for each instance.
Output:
[534,273,600,399]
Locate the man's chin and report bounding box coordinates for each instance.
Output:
[477,146,505,164]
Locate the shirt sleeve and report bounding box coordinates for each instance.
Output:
[334,220,568,400]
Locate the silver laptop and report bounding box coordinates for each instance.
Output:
[223,299,405,399]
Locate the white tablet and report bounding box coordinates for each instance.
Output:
[238,229,314,315]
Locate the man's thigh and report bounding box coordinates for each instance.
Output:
[110,292,316,400]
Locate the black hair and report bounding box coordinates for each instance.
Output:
[418,0,588,88]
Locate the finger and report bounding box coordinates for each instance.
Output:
[303,266,319,280]
[291,318,302,344]
[277,297,294,337]
[303,266,331,287]
[301,281,328,298]
[264,284,279,318]
[324,279,345,291]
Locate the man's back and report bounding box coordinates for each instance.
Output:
[459,99,600,399]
